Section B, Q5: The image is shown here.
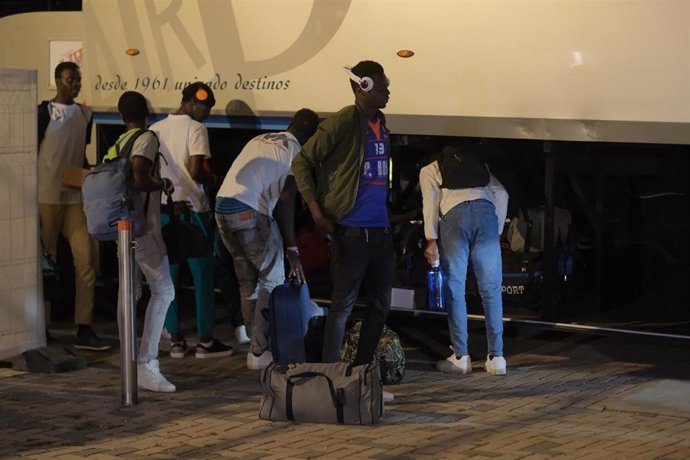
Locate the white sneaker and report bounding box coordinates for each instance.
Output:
[436,347,472,374]
[382,390,394,403]
[485,355,507,375]
[137,360,176,393]
[235,325,250,344]
[247,350,273,370]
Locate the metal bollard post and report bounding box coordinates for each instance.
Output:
[117,220,138,406]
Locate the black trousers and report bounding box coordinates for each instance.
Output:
[322,225,394,365]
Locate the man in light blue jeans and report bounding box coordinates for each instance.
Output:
[420,143,509,375]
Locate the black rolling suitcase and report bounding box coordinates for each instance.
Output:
[268,280,323,365]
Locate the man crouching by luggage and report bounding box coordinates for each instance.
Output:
[215,109,320,370]
[109,91,177,391]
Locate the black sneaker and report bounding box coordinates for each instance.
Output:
[74,327,111,351]
[170,339,188,359]
[195,339,234,359]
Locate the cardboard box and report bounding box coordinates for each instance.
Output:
[62,167,90,189]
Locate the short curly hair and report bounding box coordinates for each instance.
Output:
[118,91,149,122]
[54,61,79,80]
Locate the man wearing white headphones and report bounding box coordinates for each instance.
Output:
[292,60,395,402]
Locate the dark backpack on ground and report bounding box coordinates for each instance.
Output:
[341,321,406,385]
[304,315,328,363]
[81,129,151,241]
[438,146,490,189]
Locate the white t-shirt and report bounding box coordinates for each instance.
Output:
[216,132,301,216]
[150,114,211,213]
[37,102,92,204]
[118,129,162,236]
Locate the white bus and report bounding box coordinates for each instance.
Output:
[2,0,688,334]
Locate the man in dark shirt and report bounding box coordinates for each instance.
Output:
[292,60,395,401]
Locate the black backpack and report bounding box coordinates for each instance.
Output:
[438,146,490,189]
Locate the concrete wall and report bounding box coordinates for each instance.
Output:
[0,69,44,360]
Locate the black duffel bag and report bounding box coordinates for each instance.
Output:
[161,193,212,263]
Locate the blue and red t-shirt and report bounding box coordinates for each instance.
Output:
[338,116,390,227]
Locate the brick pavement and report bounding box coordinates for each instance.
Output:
[1,318,689,459]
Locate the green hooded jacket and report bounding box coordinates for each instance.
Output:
[291,104,387,221]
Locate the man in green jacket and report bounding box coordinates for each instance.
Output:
[292,60,394,401]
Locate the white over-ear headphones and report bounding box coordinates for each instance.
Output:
[343,66,375,92]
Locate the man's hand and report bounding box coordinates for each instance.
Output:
[424,239,440,266]
[313,215,335,236]
[286,247,306,284]
[161,177,175,195]
[306,200,335,237]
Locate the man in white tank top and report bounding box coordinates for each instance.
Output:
[37,62,110,351]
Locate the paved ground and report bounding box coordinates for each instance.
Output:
[1,314,690,459]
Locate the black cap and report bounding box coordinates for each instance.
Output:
[181,82,216,107]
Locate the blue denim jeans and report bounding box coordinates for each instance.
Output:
[323,226,394,364]
[215,211,284,355]
[439,199,504,357]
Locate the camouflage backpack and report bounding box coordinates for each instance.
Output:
[341,321,406,385]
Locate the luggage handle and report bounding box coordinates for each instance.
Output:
[287,372,339,405]
[286,371,345,423]
[282,278,305,288]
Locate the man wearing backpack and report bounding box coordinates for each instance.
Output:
[37,61,110,351]
[150,82,233,359]
[107,91,177,392]
[420,142,509,376]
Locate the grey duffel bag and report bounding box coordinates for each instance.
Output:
[259,362,383,424]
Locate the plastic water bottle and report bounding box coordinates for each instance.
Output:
[427,261,445,311]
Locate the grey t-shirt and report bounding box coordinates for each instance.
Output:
[37,102,92,204]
